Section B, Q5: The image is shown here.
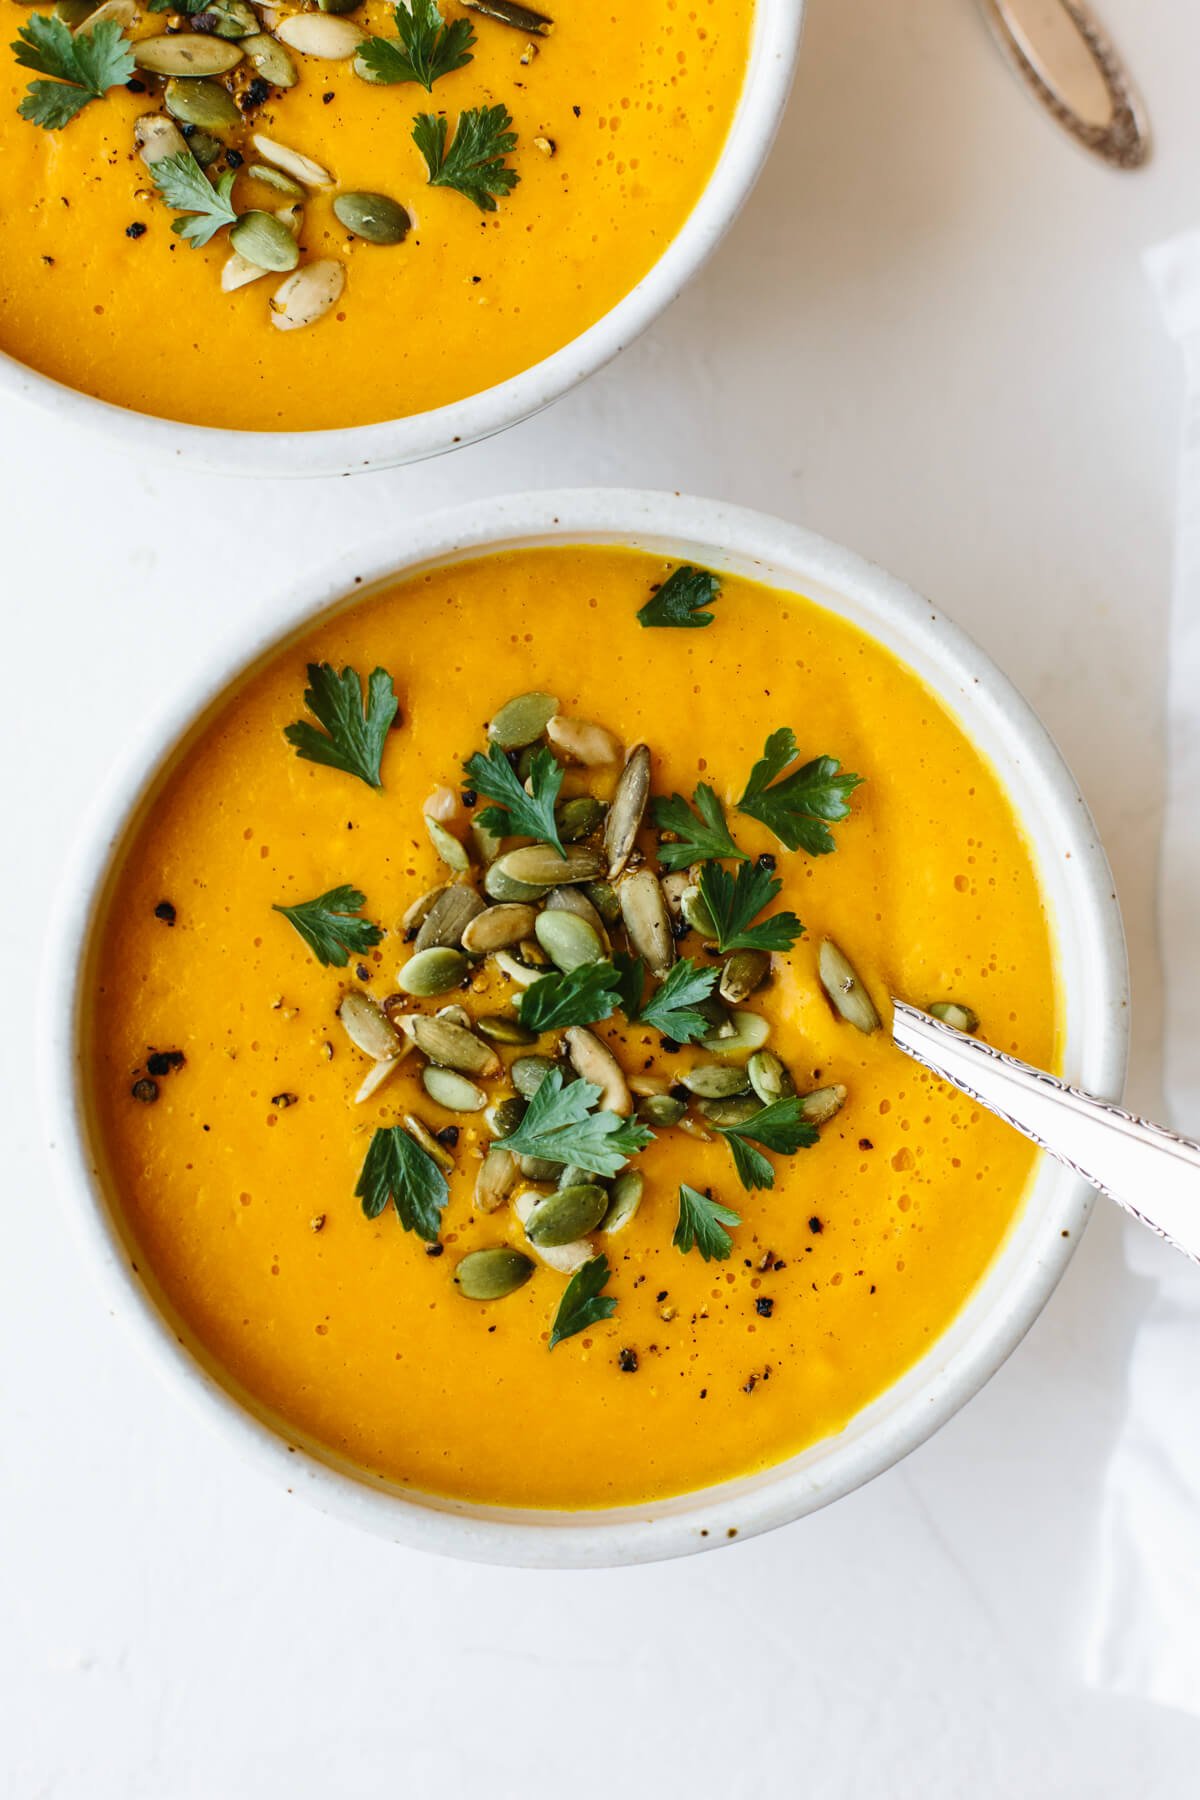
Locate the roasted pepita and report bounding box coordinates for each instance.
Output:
[410,1014,499,1077]
[134,34,244,75]
[487,1095,527,1137]
[454,1246,534,1300]
[414,884,485,952]
[193,0,258,38]
[459,903,536,954]
[269,258,345,330]
[618,869,674,976]
[637,1093,686,1127]
[681,884,718,940]
[818,939,881,1034]
[928,1001,979,1034]
[680,1063,751,1099]
[492,949,549,988]
[134,112,187,167]
[534,909,603,974]
[275,12,363,56]
[495,844,604,888]
[252,133,334,188]
[747,1048,795,1105]
[487,690,558,749]
[484,862,543,903]
[719,948,771,1005]
[425,813,471,872]
[701,1009,770,1055]
[604,743,650,878]
[164,77,241,131]
[464,0,553,32]
[338,989,402,1061]
[229,209,300,272]
[396,946,468,997]
[524,1183,608,1247]
[555,795,605,843]
[800,1083,848,1125]
[422,1066,486,1112]
[241,32,299,86]
[475,1013,538,1046]
[511,1055,556,1098]
[565,1026,631,1115]
[475,1146,518,1212]
[333,190,411,245]
[546,714,622,766]
[600,1169,643,1233]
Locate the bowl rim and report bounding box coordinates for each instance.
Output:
[0,2,804,479]
[39,486,1130,1566]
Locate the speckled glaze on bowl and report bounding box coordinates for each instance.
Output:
[0,4,803,478]
[40,489,1128,1565]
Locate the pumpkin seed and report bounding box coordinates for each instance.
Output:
[680,1063,751,1099]
[929,1001,979,1034]
[681,884,718,940]
[476,1013,537,1047]
[338,989,401,1061]
[465,0,553,31]
[454,1246,534,1301]
[637,1094,686,1127]
[518,1154,562,1182]
[436,1003,472,1027]
[556,795,605,843]
[511,1055,555,1098]
[185,128,223,167]
[600,1170,643,1234]
[241,32,299,85]
[629,1072,670,1097]
[747,1049,795,1105]
[74,0,132,22]
[134,34,244,75]
[355,1055,403,1104]
[487,690,558,749]
[221,249,268,291]
[425,814,470,872]
[414,884,485,952]
[697,1095,764,1126]
[410,1015,499,1078]
[800,1084,848,1125]
[333,190,411,244]
[818,939,881,1034]
[661,870,691,917]
[604,743,650,878]
[193,0,258,38]
[401,884,447,931]
[402,1113,454,1169]
[678,1117,714,1143]
[534,909,602,974]
[252,133,334,187]
[483,861,542,903]
[487,1095,527,1137]
[163,76,240,130]
[546,714,623,766]
[422,1067,486,1112]
[275,11,362,55]
[134,112,187,167]
[556,1163,594,1190]
[584,881,620,925]
[248,161,304,196]
[495,844,604,887]
[512,1193,593,1275]
[269,257,345,330]
[618,869,674,976]
[56,1,99,27]
[352,46,389,82]
[543,886,606,939]
[701,1010,770,1056]
[565,1026,631,1115]
[524,1183,608,1247]
[459,903,535,954]
[471,817,503,864]
[475,1147,518,1212]
[275,201,304,239]
[229,209,300,272]
[396,946,468,997]
[318,0,362,11]
[719,948,771,1005]
[492,949,548,989]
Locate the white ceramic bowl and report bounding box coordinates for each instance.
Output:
[41,489,1128,1566]
[0,5,802,478]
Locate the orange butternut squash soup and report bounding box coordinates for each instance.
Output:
[0,0,753,430]
[86,547,1058,1510]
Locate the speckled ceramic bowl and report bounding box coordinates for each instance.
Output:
[41,489,1128,1565]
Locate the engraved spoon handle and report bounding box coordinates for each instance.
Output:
[891,1000,1200,1262]
[978,0,1150,168]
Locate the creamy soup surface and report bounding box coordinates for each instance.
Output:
[0,0,753,429]
[87,546,1058,1509]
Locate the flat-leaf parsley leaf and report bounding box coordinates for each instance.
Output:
[549,1254,616,1349]
[462,741,563,854]
[496,1068,652,1178]
[636,564,721,629]
[273,885,384,968]
[697,860,802,955]
[412,103,518,211]
[738,728,863,856]
[674,1184,741,1260]
[284,662,399,789]
[14,13,135,129]
[717,1097,819,1192]
[637,958,719,1045]
[652,782,747,870]
[355,1124,448,1241]
[148,149,239,247]
[356,0,475,90]
[515,962,623,1033]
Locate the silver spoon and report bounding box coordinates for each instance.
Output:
[892,1000,1200,1261]
[978,0,1150,168]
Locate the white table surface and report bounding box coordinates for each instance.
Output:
[6,1,1200,1793]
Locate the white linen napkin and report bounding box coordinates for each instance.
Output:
[1084,229,1200,1714]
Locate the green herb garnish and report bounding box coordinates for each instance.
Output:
[652,783,747,870]
[412,103,519,211]
[637,958,719,1044]
[549,1253,616,1349]
[738,729,863,856]
[674,1184,741,1260]
[355,1124,448,1241]
[273,885,383,968]
[636,565,721,630]
[284,663,399,789]
[147,149,239,247]
[496,1068,652,1178]
[357,0,475,89]
[463,741,563,854]
[696,860,802,955]
[515,961,623,1033]
[716,1097,818,1191]
[14,13,135,129]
